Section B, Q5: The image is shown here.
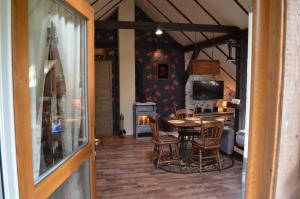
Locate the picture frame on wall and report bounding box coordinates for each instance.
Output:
[157,63,169,79]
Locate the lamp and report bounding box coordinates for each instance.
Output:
[227,39,240,62]
[155,28,163,36]
[222,101,227,112]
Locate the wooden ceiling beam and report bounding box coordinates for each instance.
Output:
[95,20,241,33]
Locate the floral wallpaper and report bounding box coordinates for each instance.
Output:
[135,8,185,118]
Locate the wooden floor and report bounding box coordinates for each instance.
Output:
[96,136,243,199]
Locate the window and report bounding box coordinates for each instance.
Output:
[28,0,88,182]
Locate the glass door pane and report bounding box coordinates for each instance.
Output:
[48,160,90,199]
[28,0,88,182]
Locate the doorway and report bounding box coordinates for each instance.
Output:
[93,0,250,199]
[7,0,288,198]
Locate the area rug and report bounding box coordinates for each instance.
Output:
[158,154,235,173]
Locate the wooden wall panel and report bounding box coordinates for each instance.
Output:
[95,61,113,137]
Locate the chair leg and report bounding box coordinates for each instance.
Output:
[203,150,207,157]
[189,145,194,163]
[152,144,158,159]
[175,143,180,165]
[199,149,202,173]
[216,150,222,171]
[156,145,163,168]
[178,136,183,154]
[169,144,173,159]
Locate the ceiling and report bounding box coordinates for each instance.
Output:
[88,0,249,46]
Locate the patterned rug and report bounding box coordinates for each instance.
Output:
[158,154,235,173]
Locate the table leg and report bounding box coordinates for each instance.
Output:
[179,135,189,163]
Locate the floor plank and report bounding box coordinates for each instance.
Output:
[96,136,242,199]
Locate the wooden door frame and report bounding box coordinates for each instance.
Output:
[11,0,286,198]
[12,0,95,198]
[246,0,285,198]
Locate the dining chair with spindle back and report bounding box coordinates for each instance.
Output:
[149,116,180,168]
[190,120,225,173]
[174,108,198,147]
[175,108,195,119]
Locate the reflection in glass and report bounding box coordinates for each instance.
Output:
[49,160,90,199]
[29,0,88,181]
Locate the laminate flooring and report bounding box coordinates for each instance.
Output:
[96,136,242,199]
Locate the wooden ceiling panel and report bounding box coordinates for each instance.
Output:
[94,0,120,20]
[182,31,206,43]
[136,0,170,23]
[92,0,248,46]
[136,0,194,46]
[196,0,248,28]
[171,0,216,25]
[148,0,194,24]
[93,0,111,14]
[166,31,192,46]
[236,0,250,13]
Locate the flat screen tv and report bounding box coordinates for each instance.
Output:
[193,80,224,100]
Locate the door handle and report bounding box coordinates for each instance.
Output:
[94,138,103,160]
[95,138,100,146]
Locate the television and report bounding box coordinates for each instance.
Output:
[193,80,224,100]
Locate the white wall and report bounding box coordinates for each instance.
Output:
[118,0,135,134]
[274,0,300,198]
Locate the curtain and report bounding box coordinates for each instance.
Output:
[28,0,51,181]
[48,3,86,199]
[51,3,82,155]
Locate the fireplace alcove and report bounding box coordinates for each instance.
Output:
[133,102,156,138]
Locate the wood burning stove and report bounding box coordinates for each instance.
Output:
[134,102,156,138]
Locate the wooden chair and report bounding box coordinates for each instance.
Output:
[190,120,224,173]
[149,116,180,168]
[215,116,226,122]
[175,108,198,142]
[175,108,195,119]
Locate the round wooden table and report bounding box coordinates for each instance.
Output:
[163,117,222,163]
